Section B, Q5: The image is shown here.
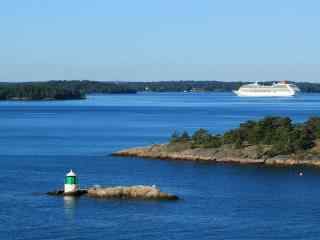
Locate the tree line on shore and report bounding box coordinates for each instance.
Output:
[0,84,85,100]
[126,81,320,93]
[0,81,137,100]
[170,116,320,157]
[1,80,320,100]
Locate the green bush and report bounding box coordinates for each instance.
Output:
[170,131,191,144]
[169,116,319,155]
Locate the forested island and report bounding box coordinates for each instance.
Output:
[1,80,320,100]
[0,83,85,100]
[0,81,136,100]
[126,80,320,93]
[114,116,320,166]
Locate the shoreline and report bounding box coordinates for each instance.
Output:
[113,144,320,167]
[47,185,178,200]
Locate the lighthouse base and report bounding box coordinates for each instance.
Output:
[47,189,88,197]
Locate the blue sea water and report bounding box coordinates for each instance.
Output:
[1,92,320,240]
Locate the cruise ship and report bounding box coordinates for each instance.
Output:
[233,81,300,97]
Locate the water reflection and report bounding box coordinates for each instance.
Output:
[63,196,78,219]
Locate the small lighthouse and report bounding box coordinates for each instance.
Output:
[64,170,79,194]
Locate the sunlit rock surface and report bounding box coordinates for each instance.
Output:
[47,185,178,200]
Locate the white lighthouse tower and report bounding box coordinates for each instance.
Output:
[64,170,79,194]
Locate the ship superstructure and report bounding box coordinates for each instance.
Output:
[233,81,300,97]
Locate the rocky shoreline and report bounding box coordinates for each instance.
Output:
[113,143,320,167]
[47,185,178,200]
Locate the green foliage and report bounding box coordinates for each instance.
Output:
[2,80,320,101]
[169,116,319,156]
[169,129,222,148]
[192,129,211,147]
[305,117,320,139]
[0,84,85,100]
[125,81,320,93]
[170,131,180,143]
[0,81,137,100]
[191,129,222,148]
[126,81,244,92]
[206,135,222,148]
[222,116,315,155]
[180,131,191,142]
[170,131,190,144]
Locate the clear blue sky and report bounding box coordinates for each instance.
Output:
[1,0,320,81]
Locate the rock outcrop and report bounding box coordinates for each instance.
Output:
[113,144,265,163]
[47,185,178,200]
[113,143,320,167]
[87,185,178,200]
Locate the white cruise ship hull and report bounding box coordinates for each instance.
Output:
[233,81,300,97]
[233,90,295,97]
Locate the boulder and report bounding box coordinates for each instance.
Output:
[87,185,178,200]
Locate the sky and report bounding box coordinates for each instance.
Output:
[1,0,320,82]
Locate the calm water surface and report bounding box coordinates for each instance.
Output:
[1,92,320,240]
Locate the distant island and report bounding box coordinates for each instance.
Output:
[126,80,320,93]
[1,80,320,100]
[113,116,320,166]
[0,81,137,100]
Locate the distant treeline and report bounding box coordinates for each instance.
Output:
[126,81,244,92]
[0,80,320,100]
[0,83,85,100]
[125,81,320,93]
[170,116,320,157]
[0,81,137,100]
